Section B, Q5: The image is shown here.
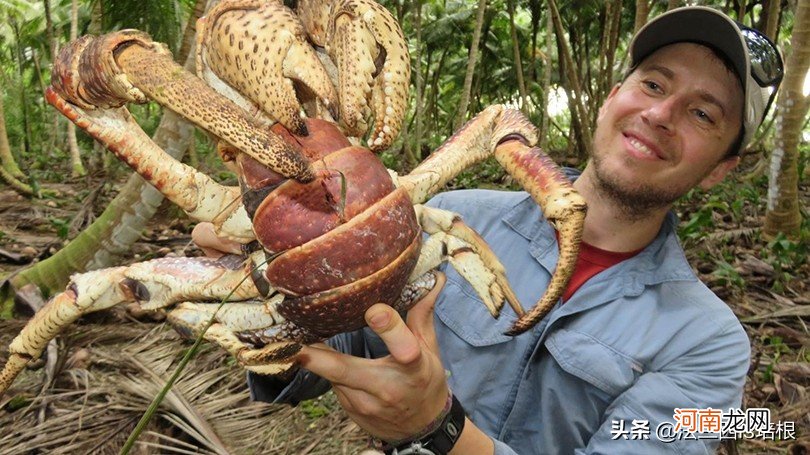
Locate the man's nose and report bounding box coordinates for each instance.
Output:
[641,97,677,134]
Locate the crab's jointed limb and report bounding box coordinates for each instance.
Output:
[51,30,315,183]
[410,205,522,319]
[396,105,587,335]
[0,256,264,395]
[298,0,410,151]
[495,140,586,335]
[46,88,255,243]
[196,0,339,136]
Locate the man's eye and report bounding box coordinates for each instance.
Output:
[693,109,715,124]
[643,80,661,92]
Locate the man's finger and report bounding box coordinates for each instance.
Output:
[298,344,365,386]
[406,271,445,354]
[365,303,422,366]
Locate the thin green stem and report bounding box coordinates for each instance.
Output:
[119,257,269,454]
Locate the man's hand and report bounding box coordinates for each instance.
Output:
[299,272,449,442]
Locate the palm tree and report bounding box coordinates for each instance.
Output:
[764,0,809,238]
[454,0,488,129]
[0,80,36,196]
[66,0,87,177]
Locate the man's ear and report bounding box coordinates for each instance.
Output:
[598,83,621,120]
[699,156,740,190]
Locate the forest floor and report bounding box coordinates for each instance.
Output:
[0,163,807,454]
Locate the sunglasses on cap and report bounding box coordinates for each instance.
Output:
[738,23,784,117]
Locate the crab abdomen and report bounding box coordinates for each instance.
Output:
[247,119,421,337]
[266,187,418,295]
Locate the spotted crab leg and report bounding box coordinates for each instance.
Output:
[409,205,522,319]
[52,31,314,183]
[196,0,339,136]
[46,88,254,242]
[167,301,312,376]
[0,256,259,396]
[298,0,410,151]
[396,106,587,335]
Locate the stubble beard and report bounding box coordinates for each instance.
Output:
[590,151,688,222]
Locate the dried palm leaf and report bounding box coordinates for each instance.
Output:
[0,319,367,454]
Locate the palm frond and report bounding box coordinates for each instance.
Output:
[0,318,367,454]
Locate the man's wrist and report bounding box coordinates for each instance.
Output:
[382,393,465,455]
[449,418,494,455]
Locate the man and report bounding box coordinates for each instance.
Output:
[240,6,784,454]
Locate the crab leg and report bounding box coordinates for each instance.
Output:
[167,301,311,376]
[494,141,586,335]
[0,256,260,395]
[397,105,586,335]
[197,0,339,136]
[46,88,254,242]
[410,205,522,318]
[298,0,410,151]
[51,31,314,183]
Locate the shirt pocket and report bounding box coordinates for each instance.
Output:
[434,275,521,412]
[545,328,641,397]
[435,274,517,347]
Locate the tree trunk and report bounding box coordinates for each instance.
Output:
[737,0,747,23]
[68,0,87,177]
[539,8,552,151]
[595,1,621,114]
[548,0,592,157]
[0,84,25,180]
[0,91,34,196]
[764,0,809,238]
[764,0,781,41]
[507,0,528,114]
[43,0,63,158]
[1,1,213,311]
[454,0,488,129]
[634,0,650,34]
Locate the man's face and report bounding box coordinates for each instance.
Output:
[589,42,743,217]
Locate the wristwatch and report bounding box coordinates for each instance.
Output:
[386,394,466,455]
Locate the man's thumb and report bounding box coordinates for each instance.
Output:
[406,271,445,354]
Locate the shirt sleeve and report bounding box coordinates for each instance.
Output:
[576,321,750,454]
[246,329,369,405]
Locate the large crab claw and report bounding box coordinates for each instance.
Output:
[298,0,410,151]
[196,0,339,136]
[51,29,314,182]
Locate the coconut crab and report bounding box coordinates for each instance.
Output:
[0,0,586,394]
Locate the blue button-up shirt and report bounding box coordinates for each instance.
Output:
[249,187,750,454]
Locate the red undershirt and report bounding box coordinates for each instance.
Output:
[560,236,644,302]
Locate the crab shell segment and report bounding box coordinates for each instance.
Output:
[241,118,421,338]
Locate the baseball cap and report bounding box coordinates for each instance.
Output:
[629,6,784,151]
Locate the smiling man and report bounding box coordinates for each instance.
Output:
[246,6,785,455]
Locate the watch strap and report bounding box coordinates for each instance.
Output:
[387,394,466,455]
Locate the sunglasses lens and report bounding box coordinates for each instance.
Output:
[740,27,783,87]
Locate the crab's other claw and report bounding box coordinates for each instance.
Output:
[198,0,339,136]
[50,30,315,182]
[299,0,410,152]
